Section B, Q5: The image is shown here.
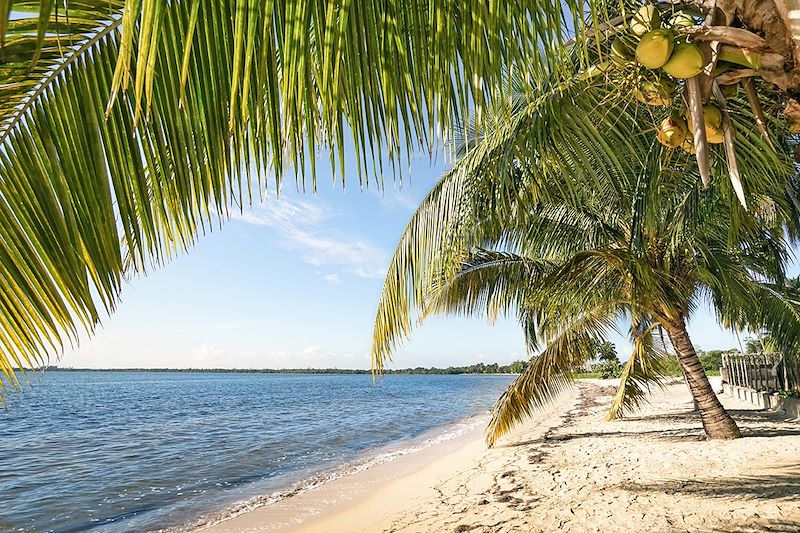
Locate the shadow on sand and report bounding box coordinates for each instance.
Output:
[624,464,800,532]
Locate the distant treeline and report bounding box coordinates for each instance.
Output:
[45,361,529,375]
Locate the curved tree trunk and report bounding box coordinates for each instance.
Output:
[666,317,742,439]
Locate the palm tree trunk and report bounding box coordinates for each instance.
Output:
[666,318,741,439]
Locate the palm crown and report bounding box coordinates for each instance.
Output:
[371,74,800,445]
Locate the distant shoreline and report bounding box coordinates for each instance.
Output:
[40,366,523,376]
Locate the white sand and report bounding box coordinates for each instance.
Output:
[202,378,800,533]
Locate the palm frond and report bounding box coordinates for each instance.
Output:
[485,303,616,447]
[371,74,649,370]
[607,319,670,420]
[0,0,614,395]
[422,249,554,323]
[0,2,125,138]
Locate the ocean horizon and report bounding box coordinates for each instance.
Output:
[0,371,513,532]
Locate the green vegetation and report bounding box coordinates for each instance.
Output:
[4,3,800,428]
[577,349,727,379]
[45,363,530,375]
[370,57,800,444]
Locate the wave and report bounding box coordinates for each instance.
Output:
[178,413,488,532]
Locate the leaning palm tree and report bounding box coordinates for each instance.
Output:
[371,71,800,444]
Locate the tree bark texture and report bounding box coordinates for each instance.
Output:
[666,317,742,439]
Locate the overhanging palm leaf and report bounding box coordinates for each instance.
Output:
[0,0,595,395]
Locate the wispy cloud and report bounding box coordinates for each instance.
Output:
[322,273,342,285]
[232,197,387,279]
[377,190,422,212]
[190,344,363,369]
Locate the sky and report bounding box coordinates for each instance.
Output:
[57,153,759,370]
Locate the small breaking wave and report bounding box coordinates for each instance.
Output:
[180,414,487,532]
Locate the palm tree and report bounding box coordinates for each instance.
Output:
[371,70,800,444]
[3,0,800,397]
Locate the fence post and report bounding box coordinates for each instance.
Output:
[785,355,790,392]
[739,355,746,388]
[764,353,770,390]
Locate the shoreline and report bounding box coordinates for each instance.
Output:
[200,378,800,532]
[188,412,497,532]
[198,389,576,533]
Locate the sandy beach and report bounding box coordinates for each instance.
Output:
[203,379,800,533]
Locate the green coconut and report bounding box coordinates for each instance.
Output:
[635,78,676,106]
[636,29,675,69]
[703,104,722,129]
[661,43,704,78]
[630,4,661,36]
[611,35,636,67]
[656,116,688,148]
[686,104,722,132]
[668,11,696,28]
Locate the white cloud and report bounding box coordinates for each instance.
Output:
[375,189,422,212]
[232,198,387,279]
[59,333,368,369]
[323,273,342,284]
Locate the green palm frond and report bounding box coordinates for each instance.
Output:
[371,75,645,370]
[0,0,617,396]
[607,319,670,420]
[0,2,125,138]
[422,249,554,323]
[485,304,616,447]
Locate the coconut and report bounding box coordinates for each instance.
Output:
[661,43,704,78]
[668,11,695,28]
[702,104,722,129]
[630,5,661,36]
[634,78,676,106]
[636,29,675,69]
[686,104,722,132]
[656,116,688,148]
[706,126,725,144]
[611,35,635,67]
[680,136,696,154]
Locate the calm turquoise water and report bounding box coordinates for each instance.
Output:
[0,371,513,532]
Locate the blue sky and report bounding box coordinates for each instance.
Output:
[59,155,756,370]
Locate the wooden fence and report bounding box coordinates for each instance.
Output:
[721,352,799,392]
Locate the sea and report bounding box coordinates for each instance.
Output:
[0,371,514,532]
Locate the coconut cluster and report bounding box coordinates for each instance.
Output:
[611,7,703,83]
[655,103,727,153]
[608,5,741,152]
